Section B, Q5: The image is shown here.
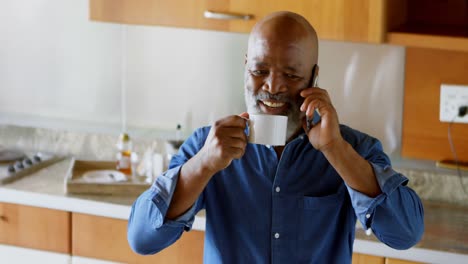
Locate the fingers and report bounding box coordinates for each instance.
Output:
[239,112,249,119]
[213,115,248,129]
[215,126,248,145]
[305,99,324,117]
[300,87,335,121]
[208,134,247,156]
[206,117,249,164]
[300,86,328,97]
[300,95,329,112]
[301,87,330,101]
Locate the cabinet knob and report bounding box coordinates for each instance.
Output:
[0,215,7,222]
[204,10,253,21]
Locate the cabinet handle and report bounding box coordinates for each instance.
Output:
[0,215,7,222]
[204,10,253,21]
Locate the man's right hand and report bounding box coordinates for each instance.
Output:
[199,112,249,173]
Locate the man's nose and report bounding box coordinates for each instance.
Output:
[263,73,287,94]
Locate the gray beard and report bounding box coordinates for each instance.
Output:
[244,89,304,140]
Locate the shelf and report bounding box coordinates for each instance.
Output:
[387,24,468,52]
[387,32,468,52]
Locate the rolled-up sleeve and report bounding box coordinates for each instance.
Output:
[127,128,208,255]
[345,131,424,250]
[346,163,409,229]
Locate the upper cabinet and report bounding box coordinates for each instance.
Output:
[89,0,387,43]
[386,0,468,52]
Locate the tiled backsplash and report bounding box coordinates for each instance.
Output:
[1,124,467,207]
[0,125,162,161]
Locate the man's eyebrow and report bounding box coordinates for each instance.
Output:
[253,61,269,68]
[284,65,300,73]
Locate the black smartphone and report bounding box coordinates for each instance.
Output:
[306,64,321,130]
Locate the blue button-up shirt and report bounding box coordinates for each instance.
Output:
[128,125,424,263]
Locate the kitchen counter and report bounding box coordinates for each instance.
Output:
[0,158,467,263]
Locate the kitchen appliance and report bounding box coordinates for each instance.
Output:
[0,148,62,184]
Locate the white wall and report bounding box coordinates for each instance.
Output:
[125,26,248,133]
[318,41,405,154]
[0,0,405,155]
[0,0,122,125]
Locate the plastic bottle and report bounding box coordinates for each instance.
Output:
[116,132,132,177]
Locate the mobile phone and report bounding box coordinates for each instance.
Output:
[306,64,321,130]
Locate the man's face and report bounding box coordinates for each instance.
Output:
[244,37,314,137]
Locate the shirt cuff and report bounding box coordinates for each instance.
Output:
[148,164,198,231]
[164,202,198,231]
[346,162,409,229]
[148,165,181,227]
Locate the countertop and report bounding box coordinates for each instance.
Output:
[0,158,467,264]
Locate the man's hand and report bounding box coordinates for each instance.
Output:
[199,112,249,173]
[300,87,343,152]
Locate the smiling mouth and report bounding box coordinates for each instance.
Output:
[261,100,285,108]
[258,100,289,115]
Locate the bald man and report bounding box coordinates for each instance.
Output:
[128,12,424,263]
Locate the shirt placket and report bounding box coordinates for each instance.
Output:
[270,145,286,264]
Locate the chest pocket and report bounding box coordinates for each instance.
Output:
[297,184,347,241]
[294,185,353,263]
[301,184,346,210]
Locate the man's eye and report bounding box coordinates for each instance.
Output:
[250,70,268,76]
[285,74,300,80]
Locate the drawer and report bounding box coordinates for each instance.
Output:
[72,213,204,264]
[0,202,71,254]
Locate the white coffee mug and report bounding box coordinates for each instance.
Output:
[247,114,288,146]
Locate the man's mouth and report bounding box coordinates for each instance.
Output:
[262,100,285,108]
[258,100,288,114]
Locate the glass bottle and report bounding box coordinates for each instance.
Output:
[116,132,132,177]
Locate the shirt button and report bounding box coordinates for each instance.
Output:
[274,233,280,239]
[275,186,281,193]
[366,213,371,219]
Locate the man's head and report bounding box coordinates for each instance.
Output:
[244,11,318,138]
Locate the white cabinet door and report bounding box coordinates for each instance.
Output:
[71,256,121,264]
[0,244,70,264]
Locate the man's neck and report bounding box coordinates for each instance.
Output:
[274,125,304,159]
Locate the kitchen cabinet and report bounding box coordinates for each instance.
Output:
[89,0,387,43]
[386,258,423,264]
[0,202,204,263]
[401,47,468,161]
[386,0,468,52]
[0,202,71,254]
[352,253,424,264]
[390,0,468,161]
[72,212,204,264]
[352,253,385,264]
